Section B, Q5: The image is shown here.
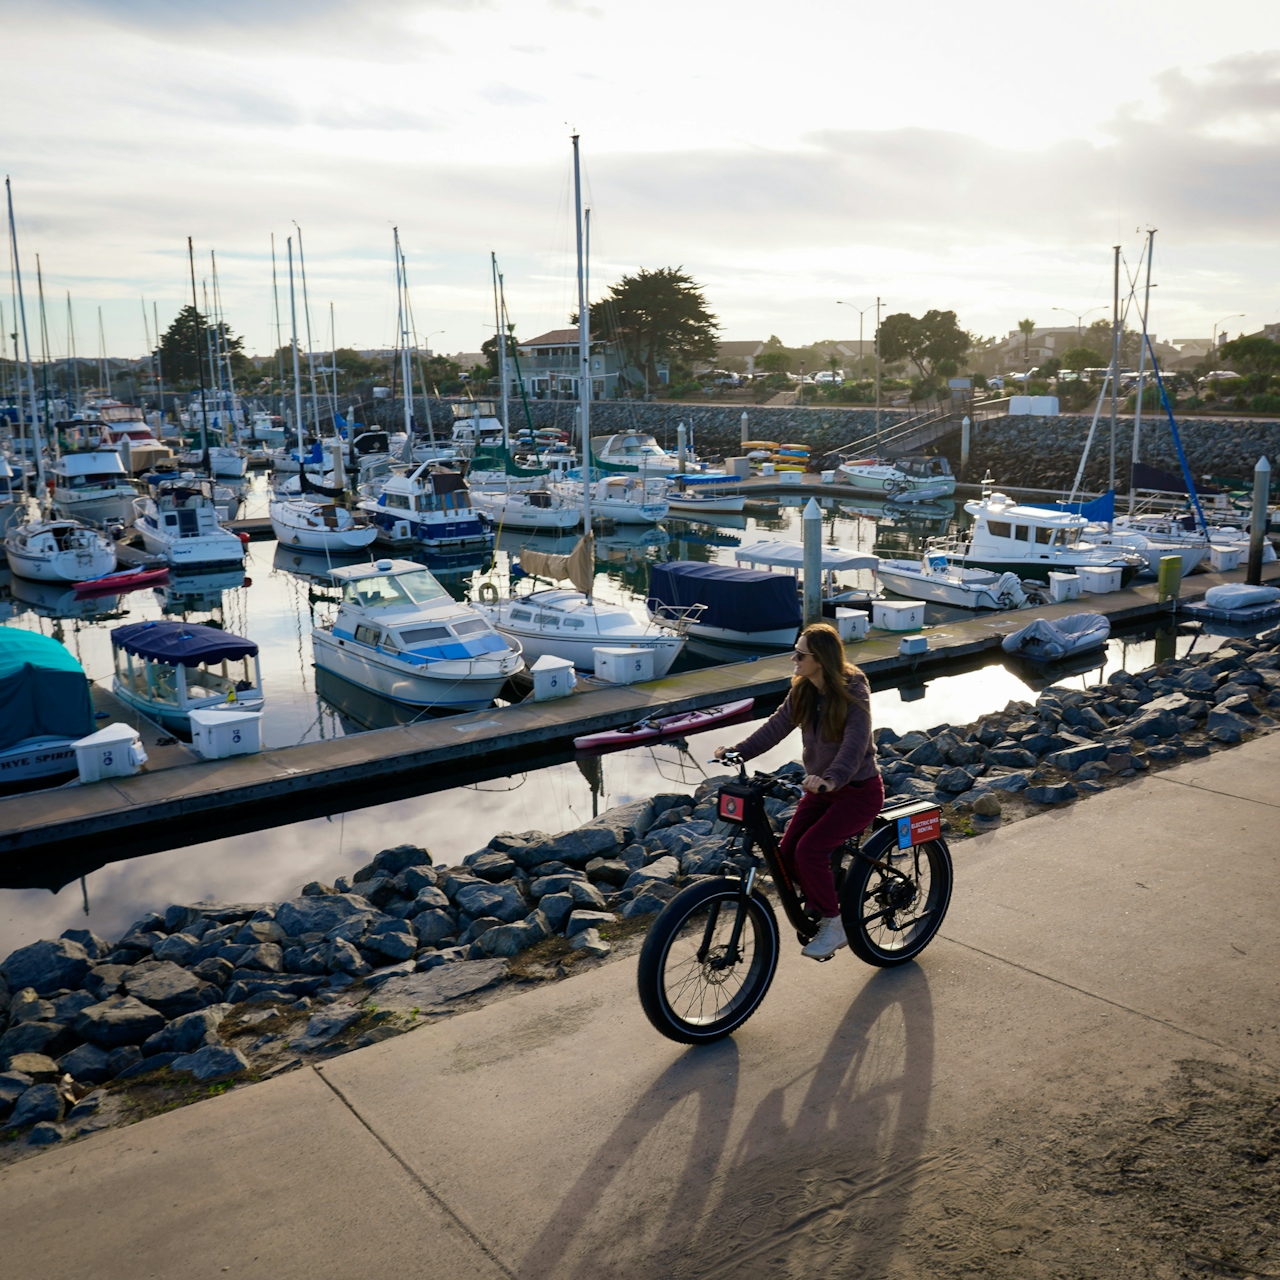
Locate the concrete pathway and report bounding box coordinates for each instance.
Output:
[3,737,1278,1278]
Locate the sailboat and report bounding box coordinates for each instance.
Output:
[474,136,686,677]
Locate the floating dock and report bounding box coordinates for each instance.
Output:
[3,559,1276,879]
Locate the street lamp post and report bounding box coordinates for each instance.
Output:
[836,300,873,381]
[1051,305,1107,345]
[1211,313,1244,362]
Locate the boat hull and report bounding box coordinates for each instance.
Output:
[5,542,117,583]
[0,736,80,793]
[490,625,683,676]
[134,517,246,567]
[667,495,747,514]
[311,631,514,708]
[51,491,137,527]
[876,566,1007,609]
[686,621,798,647]
[268,507,378,552]
[111,679,264,734]
[946,554,1141,586]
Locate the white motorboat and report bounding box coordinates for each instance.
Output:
[5,518,117,583]
[480,588,685,675]
[876,553,1027,610]
[132,477,246,567]
[268,496,378,552]
[551,473,668,524]
[313,558,523,709]
[592,431,721,478]
[837,454,956,502]
[448,402,506,457]
[666,480,747,515]
[936,492,1145,584]
[1084,524,1208,576]
[177,443,248,478]
[111,619,264,735]
[358,461,493,549]
[51,450,138,526]
[470,485,580,532]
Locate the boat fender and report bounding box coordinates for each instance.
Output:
[238,532,251,544]
[477,581,500,604]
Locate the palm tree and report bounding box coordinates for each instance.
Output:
[1017,318,1036,384]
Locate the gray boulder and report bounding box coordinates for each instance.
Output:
[475,910,551,958]
[83,963,131,1000]
[945,741,983,766]
[375,958,508,1009]
[646,821,714,860]
[622,886,678,917]
[151,932,201,966]
[570,928,611,958]
[887,776,938,802]
[191,956,234,987]
[402,865,439,896]
[104,1045,143,1077]
[409,909,456,946]
[1,937,91,996]
[142,1008,226,1057]
[407,885,450,914]
[57,1042,112,1084]
[1208,707,1252,742]
[237,944,285,973]
[538,893,575,933]
[680,840,730,876]
[10,989,53,1023]
[234,917,287,946]
[275,893,373,938]
[1121,705,1178,740]
[983,771,1031,793]
[585,858,632,888]
[985,746,1038,768]
[529,872,583,898]
[0,1020,73,1060]
[323,939,371,976]
[934,767,976,794]
[567,879,608,910]
[1218,693,1259,718]
[60,929,110,960]
[972,792,1003,817]
[75,996,167,1048]
[458,917,504,946]
[11,1082,65,1128]
[324,911,384,945]
[364,920,417,962]
[290,1004,362,1051]
[1025,781,1078,805]
[453,880,528,924]
[124,962,215,1018]
[4,1054,58,1081]
[1062,704,1108,734]
[0,1071,32,1115]
[566,910,616,938]
[464,850,516,882]
[623,856,679,892]
[1046,741,1109,771]
[170,1044,249,1083]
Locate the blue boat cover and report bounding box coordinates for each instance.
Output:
[1028,489,1115,523]
[111,621,258,667]
[648,561,801,633]
[0,628,94,752]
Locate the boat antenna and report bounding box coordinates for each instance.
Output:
[187,236,210,474]
[6,175,44,499]
[572,133,593,591]
[286,236,305,470]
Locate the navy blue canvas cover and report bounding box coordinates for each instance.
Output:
[647,561,801,633]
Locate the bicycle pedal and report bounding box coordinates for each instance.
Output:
[811,953,835,963]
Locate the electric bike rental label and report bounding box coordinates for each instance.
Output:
[897,808,941,849]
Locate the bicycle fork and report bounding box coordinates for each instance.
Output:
[698,866,755,969]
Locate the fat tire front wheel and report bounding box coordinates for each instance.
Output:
[637,878,780,1045]
[841,839,953,967]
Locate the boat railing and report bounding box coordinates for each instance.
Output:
[647,602,708,635]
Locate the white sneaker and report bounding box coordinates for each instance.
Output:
[801,915,847,961]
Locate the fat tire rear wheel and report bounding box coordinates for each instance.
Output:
[637,878,780,1044]
[841,840,953,967]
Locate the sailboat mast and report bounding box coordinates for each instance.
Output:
[1128,230,1155,516]
[6,176,44,494]
[67,294,78,412]
[572,133,592,542]
[35,254,52,443]
[1109,244,1119,500]
[491,251,509,448]
[187,237,210,468]
[271,234,284,420]
[287,237,305,463]
[152,300,162,430]
[295,226,324,436]
[394,230,414,443]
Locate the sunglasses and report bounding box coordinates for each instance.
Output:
[791,648,813,661]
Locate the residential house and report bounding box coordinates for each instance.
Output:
[515,328,667,399]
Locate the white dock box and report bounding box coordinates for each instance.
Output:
[834,607,870,642]
[726,456,752,479]
[593,646,655,685]
[1208,544,1243,572]
[530,654,577,701]
[760,463,776,476]
[189,708,262,760]
[73,723,148,783]
[1076,565,1123,594]
[872,600,925,632]
[778,470,802,485]
[1047,572,1081,603]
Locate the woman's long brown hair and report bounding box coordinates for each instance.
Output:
[790,622,865,743]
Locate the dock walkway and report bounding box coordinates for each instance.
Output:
[2,561,1275,870]
[1,736,1277,1277]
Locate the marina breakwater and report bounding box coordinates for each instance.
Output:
[3,626,1279,1156]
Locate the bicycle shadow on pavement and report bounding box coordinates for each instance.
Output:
[517,962,935,1280]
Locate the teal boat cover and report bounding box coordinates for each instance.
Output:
[0,628,94,751]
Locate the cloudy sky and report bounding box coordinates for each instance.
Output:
[6,0,1280,361]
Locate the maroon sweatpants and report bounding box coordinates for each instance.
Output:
[777,774,886,917]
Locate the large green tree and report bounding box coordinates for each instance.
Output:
[877,310,972,379]
[584,267,719,392]
[1219,334,1280,376]
[156,305,247,385]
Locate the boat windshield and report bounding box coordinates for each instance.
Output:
[343,569,448,610]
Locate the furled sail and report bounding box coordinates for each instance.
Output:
[517,532,594,596]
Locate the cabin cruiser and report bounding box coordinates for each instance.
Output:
[838,455,956,503]
[936,493,1145,584]
[357,461,492,549]
[112,619,263,734]
[313,558,523,709]
[876,553,1028,610]
[51,450,138,526]
[592,432,720,477]
[177,439,248,478]
[133,476,246,567]
[448,401,506,457]
[268,495,378,552]
[89,404,173,475]
[5,517,117,583]
[0,628,96,793]
[470,484,580,532]
[550,473,668,524]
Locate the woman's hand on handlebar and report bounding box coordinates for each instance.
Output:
[802,774,832,795]
[714,746,740,763]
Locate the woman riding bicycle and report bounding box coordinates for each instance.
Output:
[715,621,883,961]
